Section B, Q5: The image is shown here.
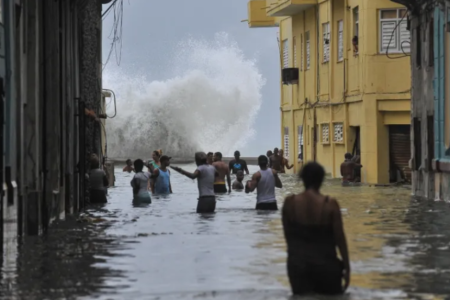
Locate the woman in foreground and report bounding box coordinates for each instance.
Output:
[282,162,350,295]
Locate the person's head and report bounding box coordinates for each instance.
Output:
[299,162,325,190]
[267,150,273,157]
[236,170,244,182]
[158,149,163,156]
[126,159,132,166]
[345,153,352,160]
[352,36,358,45]
[152,150,161,161]
[195,152,208,166]
[207,152,214,163]
[134,159,144,172]
[213,152,222,162]
[90,154,100,169]
[160,155,172,168]
[274,148,279,155]
[234,150,240,160]
[258,155,269,169]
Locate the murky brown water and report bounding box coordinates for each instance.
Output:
[2,164,450,300]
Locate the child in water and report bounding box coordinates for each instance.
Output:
[123,159,134,173]
[131,159,152,203]
[232,170,245,190]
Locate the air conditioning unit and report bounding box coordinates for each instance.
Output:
[282,68,299,85]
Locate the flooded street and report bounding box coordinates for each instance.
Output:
[2,164,450,299]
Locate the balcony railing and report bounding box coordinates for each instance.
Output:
[266,0,317,17]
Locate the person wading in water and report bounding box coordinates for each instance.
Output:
[340,153,363,186]
[171,152,218,213]
[123,159,134,173]
[282,162,350,295]
[146,150,161,193]
[131,159,152,203]
[280,149,294,173]
[232,170,244,190]
[266,150,273,168]
[245,155,282,210]
[212,152,231,194]
[151,155,173,195]
[270,148,283,172]
[229,150,249,175]
[89,155,109,204]
[207,152,214,165]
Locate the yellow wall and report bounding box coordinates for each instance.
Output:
[248,0,411,183]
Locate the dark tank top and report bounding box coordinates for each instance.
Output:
[283,196,337,262]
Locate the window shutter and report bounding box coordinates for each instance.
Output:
[300,34,304,71]
[293,37,297,68]
[381,21,397,51]
[306,33,311,69]
[298,125,303,153]
[282,39,289,68]
[284,127,290,159]
[338,20,344,61]
[399,20,410,52]
[323,23,330,62]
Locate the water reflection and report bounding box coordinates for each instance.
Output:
[2,165,450,299]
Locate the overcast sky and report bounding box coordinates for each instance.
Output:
[102,0,280,156]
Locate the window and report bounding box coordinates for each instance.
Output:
[321,124,330,144]
[300,34,304,71]
[298,125,303,160]
[333,123,344,142]
[338,20,344,61]
[380,8,410,53]
[306,31,311,69]
[284,127,290,159]
[323,23,330,62]
[282,39,289,68]
[353,7,359,38]
[293,37,297,68]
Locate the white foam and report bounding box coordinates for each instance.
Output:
[104,33,265,159]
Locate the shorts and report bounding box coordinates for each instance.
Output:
[213,183,227,194]
[89,189,107,204]
[287,258,343,295]
[197,196,216,213]
[133,191,152,203]
[256,202,278,210]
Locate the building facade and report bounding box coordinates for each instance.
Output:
[391,0,450,200]
[247,0,412,184]
[1,0,113,245]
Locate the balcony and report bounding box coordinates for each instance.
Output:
[266,0,317,17]
[247,0,278,28]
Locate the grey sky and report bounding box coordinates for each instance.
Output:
[102,0,280,156]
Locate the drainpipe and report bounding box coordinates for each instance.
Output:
[41,0,49,232]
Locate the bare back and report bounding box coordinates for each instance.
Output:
[271,155,282,172]
[213,161,229,183]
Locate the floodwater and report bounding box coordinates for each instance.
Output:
[2,164,450,300]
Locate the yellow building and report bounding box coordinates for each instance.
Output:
[247,0,411,184]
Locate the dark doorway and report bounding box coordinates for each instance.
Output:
[389,125,411,183]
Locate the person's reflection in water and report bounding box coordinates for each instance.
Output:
[282,162,350,296]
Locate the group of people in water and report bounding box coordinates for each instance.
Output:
[118,148,354,296]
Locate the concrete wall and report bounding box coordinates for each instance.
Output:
[1,0,107,243]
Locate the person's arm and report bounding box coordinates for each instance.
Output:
[243,161,249,175]
[331,198,350,292]
[340,164,344,177]
[245,172,260,193]
[103,172,109,187]
[168,170,173,193]
[285,159,294,170]
[228,161,233,175]
[123,166,127,172]
[272,170,282,188]
[226,166,231,193]
[171,166,200,180]
[281,195,294,240]
[150,170,159,194]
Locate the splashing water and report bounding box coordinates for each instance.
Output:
[104,33,265,159]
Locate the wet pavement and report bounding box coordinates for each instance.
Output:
[2,164,450,299]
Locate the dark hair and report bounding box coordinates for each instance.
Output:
[207,152,213,156]
[126,159,132,164]
[134,159,144,172]
[258,155,268,167]
[214,152,222,159]
[90,155,100,169]
[345,153,352,159]
[299,162,325,190]
[274,147,279,153]
[267,150,273,156]
[160,155,170,162]
[195,152,207,166]
[236,170,244,175]
[153,150,161,158]
[234,150,240,156]
[352,36,358,44]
